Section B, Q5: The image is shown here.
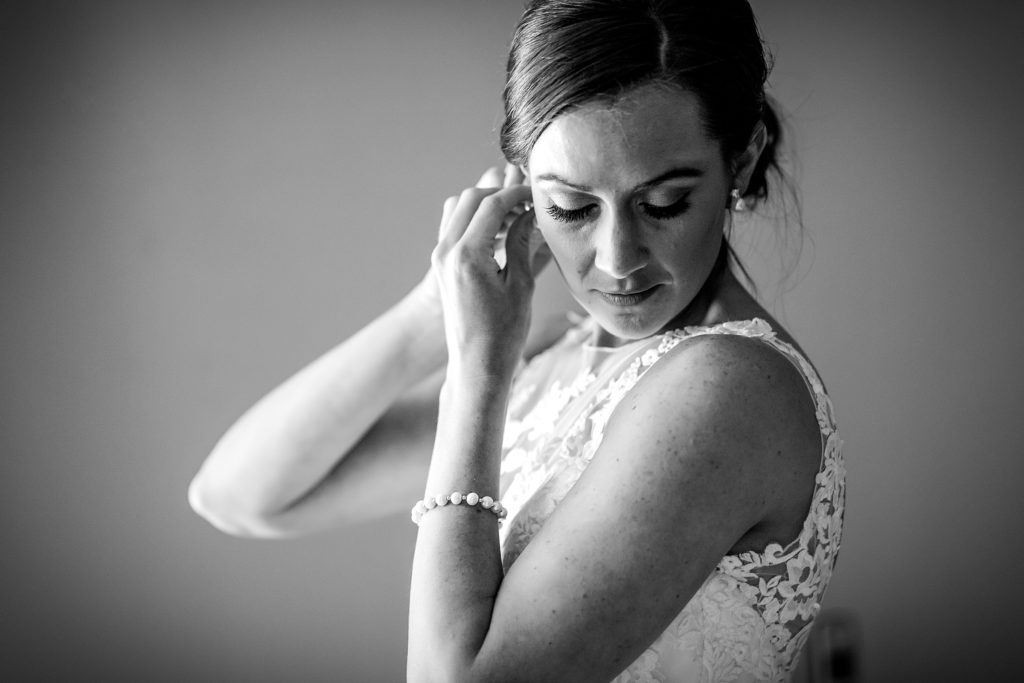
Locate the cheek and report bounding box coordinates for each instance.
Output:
[537,224,585,270]
[674,202,727,254]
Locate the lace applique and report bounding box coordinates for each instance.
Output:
[499,318,846,682]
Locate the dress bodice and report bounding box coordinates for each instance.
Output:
[498,318,845,682]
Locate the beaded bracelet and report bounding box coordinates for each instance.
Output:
[411,491,507,526]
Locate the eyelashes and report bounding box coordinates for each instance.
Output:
[544,196,690,224]
[642,196,691,220]
[545,203,593,223]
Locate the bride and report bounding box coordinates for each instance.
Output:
[190,1,845,680]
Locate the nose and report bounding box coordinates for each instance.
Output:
[592,211,650,279]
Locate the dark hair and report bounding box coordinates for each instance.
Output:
[500,0,782,208]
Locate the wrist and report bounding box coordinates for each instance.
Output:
[444,350,518,390]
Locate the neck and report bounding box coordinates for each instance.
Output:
[659,239,735,331]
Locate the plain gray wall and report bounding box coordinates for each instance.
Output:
[3,1,1022,680]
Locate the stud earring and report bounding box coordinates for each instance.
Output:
[730,189,748,212]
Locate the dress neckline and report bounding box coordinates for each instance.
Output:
[580,317,775,353]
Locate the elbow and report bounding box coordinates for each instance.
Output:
[187,473,277,539]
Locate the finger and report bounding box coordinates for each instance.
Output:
[503,163,525,188]
[476,165,504,189]
[438,186,502,248]
[462,185,533,247]
[502,205,536,277]
[497,170,532,231]
[437,196,458,242]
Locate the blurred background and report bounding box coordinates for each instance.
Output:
[3,1,1022,680]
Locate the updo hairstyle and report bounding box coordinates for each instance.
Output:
[500,0,783,208]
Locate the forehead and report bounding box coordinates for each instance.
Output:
[528,85,722,188]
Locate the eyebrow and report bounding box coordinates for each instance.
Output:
[535,167,705,192]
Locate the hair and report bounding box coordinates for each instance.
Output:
[501,0,780,204]
[499,0,800,290]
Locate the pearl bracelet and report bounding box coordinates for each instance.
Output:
[410,491,507,526]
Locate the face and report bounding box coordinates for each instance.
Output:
[527,84,733,346]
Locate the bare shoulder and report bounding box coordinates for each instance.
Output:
[610,330,822,529]
[483,327,823,678]
[638,330,817,420]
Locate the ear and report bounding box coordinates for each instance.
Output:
[731,121,768,196]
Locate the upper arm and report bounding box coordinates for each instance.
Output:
[470,335,821,681]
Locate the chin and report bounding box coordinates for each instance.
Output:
[579,286,690,344]
[585,306,675,346]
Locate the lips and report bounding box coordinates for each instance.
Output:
[596,284,662,306]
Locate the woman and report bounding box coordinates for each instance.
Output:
[190,1,845,680]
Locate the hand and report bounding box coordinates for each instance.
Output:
[408,166,549,325]
[482,165,552,274]
[431,165,546,378]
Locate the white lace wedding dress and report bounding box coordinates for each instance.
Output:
[498,318,845,682]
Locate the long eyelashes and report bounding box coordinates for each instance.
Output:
[544,197,690,224]
[545,203,593,223]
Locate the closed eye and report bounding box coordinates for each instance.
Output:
[545,202,595,223]
[545,196,690,223]
[641,196,690,220]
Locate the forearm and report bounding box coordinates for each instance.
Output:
[190,285,445,533]
[406,175,536,680]
[407,365,512,682]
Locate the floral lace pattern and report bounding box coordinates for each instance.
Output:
[498,319,845,682]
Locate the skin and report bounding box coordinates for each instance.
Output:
[187,169,556,538]
[529,84,734,346]
[189,81,821,682]
[406,83,823,682]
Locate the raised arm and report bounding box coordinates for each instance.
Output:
[188,276,448,537]
[189,165,554,538]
